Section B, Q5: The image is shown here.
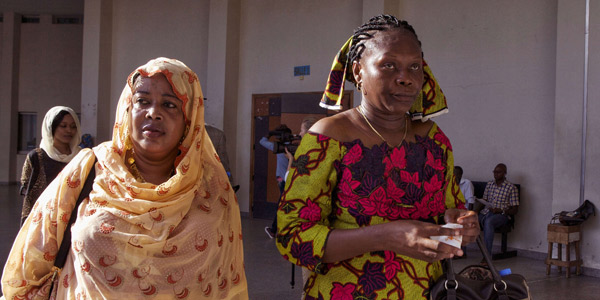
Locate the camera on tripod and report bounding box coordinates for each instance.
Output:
[269,130,302,155]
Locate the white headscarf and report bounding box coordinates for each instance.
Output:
[39,106,82,163]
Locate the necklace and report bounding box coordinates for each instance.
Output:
[127,150,176,183]
[357,105,408,148]
[127,151,146,183]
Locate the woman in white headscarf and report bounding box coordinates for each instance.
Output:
[20,106,81,225]
[3,57,248,299]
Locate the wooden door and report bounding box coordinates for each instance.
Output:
[250,92,352,219]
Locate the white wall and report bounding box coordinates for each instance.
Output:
[581,0,600,269]
[552,0,600,270]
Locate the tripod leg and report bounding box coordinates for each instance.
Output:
[290,263,295,289]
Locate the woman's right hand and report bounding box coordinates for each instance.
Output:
[378,220,463,263]
[323,219,464,264]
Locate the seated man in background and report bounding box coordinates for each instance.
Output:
[478,163,519,255]
[455,166,475,210]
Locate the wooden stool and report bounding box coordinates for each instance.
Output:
[545,224,582,278]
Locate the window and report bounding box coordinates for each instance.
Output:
[18,112,37,153]
[53,15,83,24]
[21,15,40,24]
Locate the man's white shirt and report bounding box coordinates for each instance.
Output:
[459,178,475,205]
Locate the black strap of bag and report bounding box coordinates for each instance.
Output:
[53,159,96,268]
[431,237,529,300]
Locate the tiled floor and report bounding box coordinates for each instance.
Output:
[1,184,599,299]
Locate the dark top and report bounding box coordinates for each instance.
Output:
[20,148,67,225]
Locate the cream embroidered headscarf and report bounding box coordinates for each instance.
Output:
[2,58,248,299]
[40,106,82,162]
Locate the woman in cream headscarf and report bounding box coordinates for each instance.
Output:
[2,58,248,299]
[20,106,82,225]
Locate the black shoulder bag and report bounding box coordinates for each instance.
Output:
[429,236,531,300]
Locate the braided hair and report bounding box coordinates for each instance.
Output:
[346,15,422,85]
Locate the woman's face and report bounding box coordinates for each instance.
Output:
[53,113,77,146]
[353,29,424,114]
[130,74,186,161]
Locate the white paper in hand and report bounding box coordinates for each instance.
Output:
[430,223,463,249]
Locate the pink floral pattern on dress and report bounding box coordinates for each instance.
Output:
[336,135,447,221]
[338,169,361,210]
[331,282,356,300]
[434,130,452,150]
[299,199,322,222]
[383,146,407,176]
[342,144,363,165]
[383,251,403,281]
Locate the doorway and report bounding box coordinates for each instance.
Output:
[250,91,353,219]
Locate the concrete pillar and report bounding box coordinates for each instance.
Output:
[81,0,113,145]
[223,0,241,184]
[0,12,21,184]
[207,0,240,182]
[206,0,228,129]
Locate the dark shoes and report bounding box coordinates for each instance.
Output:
[264,227,276,239]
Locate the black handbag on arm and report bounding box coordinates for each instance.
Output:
[429,236,531,300]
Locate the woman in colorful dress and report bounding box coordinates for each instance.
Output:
[20,106,82,225]
[276,15,479,299]
[2,58,248,299]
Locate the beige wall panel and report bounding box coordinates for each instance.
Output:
[18,22,83,115]
[109,0,210,128]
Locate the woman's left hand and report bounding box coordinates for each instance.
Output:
[444,208,480,245]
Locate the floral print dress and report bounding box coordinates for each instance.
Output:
[276,123,464,300]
